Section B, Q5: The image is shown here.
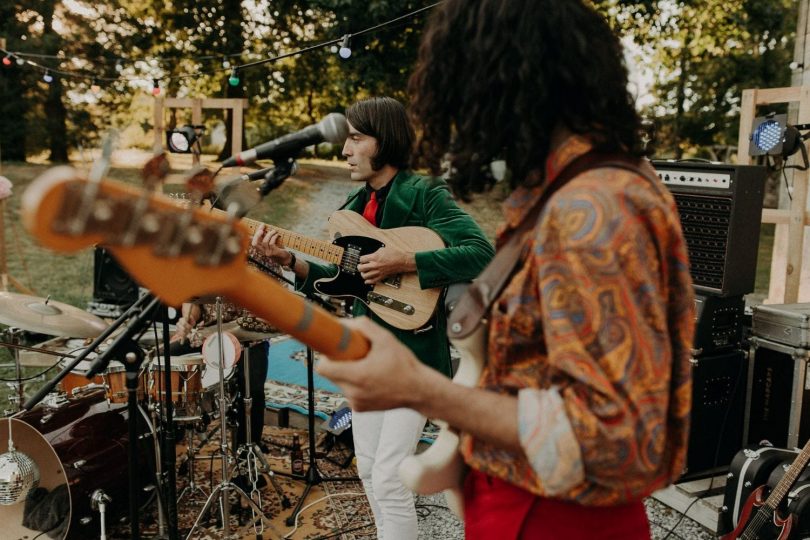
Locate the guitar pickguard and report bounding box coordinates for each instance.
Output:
[314,234,383,300]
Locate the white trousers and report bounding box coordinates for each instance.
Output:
[352,407,427,540]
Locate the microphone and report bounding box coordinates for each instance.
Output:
[222,113,348,167]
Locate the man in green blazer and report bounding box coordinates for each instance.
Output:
[252,96,493,539]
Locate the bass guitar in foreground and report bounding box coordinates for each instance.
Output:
[22,166,471,515]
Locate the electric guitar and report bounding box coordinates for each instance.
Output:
[721,438,810,539]
[205,206,445,330]
[23,166,468,515]
[21,166,369,361]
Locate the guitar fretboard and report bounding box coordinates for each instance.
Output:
[239,216,343,264]
[765,442,810,510]
[199,203,343,264]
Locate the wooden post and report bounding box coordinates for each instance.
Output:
[154,97,165,151]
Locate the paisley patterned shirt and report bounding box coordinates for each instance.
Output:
[459,136,695,506]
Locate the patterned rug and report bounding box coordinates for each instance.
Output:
[108,422,377,539]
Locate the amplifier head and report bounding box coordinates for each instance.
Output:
[652,161,766,297]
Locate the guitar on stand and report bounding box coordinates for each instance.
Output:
[721,437,810,539]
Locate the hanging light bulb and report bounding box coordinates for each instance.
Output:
[338,34,352,59]
[222,57,231,69]
[43,70,53,83]
[15,57,24,66]
[151,78,161,96]
[115,60,123,72]
[90,79,101,94]
[2,54,12,67]
[228,68,240,87]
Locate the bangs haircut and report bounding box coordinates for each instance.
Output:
[347,97,414,171]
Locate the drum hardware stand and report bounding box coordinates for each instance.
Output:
[186,298,276,540]
[1,328,25,411]
[280,345,359,527]
[143,402,170,539]
[234,345,290,512]
[91,489,112,540]
[177,419,209,504]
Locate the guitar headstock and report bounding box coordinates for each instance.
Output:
[22,166,250,306]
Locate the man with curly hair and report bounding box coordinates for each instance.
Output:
[316,1,695,538]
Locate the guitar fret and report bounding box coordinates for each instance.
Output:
[208,207,344,264]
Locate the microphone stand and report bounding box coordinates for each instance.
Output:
[273,290,358,527]
[160,306,179,540]
[86,294,161,540]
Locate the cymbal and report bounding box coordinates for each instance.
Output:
[0,292,108,338]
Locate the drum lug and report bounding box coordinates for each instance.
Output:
[80,517,93,525]
[73,459,87,469]
[40,413,53,424]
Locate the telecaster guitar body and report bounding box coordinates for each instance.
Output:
[321,210,445,330]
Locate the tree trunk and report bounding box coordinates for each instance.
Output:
[46,76,68,162]
[41,0,68,163]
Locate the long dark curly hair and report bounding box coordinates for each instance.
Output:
[408,0,645,197]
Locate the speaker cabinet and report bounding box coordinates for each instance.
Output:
[90,247,139,310]
[682,349,747,480]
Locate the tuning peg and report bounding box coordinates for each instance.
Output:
[141,153,170,191]
[183,166,215,203]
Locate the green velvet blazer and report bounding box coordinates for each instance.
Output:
[297,170,494,376]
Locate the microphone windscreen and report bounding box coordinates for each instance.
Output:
[319,113,349,145]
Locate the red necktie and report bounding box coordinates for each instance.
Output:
[362,190,378,226]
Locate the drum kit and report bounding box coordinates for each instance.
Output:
[0,291,282,540]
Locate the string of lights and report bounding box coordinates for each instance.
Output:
[0,1,442,95]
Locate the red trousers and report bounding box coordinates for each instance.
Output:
[463,469,651,540]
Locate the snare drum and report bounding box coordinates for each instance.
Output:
[59,358,104,397]
[102,360,147,404]
[149,354,204,406]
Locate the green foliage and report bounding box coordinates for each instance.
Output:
[1,0,801,162]
[595,0,795,158]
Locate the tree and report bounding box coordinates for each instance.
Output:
[595,0,795,158]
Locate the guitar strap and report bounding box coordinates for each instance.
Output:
[448,152,660,339]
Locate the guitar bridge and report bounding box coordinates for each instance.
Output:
[368,292,415,315]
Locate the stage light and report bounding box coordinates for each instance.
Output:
[166,124,205,154]
[228,68,240,86]
[749,114,786,156]
[42,70,53,83]
[749,113,810,170]
[338,35,352,59]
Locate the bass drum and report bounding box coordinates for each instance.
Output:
[0,390,154,540]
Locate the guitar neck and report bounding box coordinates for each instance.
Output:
[210,207,343,264]
[765,441,810,510]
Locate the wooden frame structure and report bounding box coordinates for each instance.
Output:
[153,97,248,165]
[737,86,810,304]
